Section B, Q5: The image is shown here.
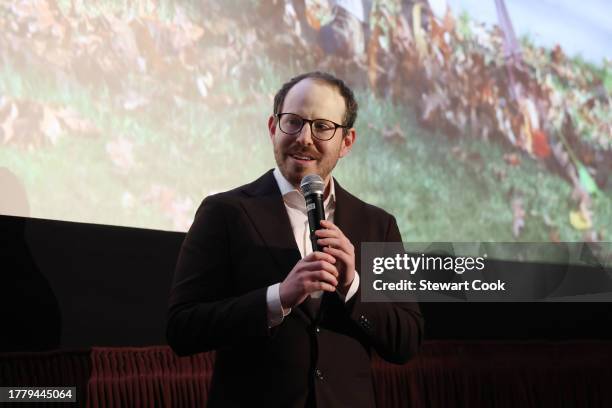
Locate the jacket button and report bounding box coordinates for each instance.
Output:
[315,369,324,380]
[315,327,320,333]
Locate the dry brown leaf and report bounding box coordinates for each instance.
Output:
[421,91,445,124]
[129,18,164,74]
[366,19,382,90]
[56,107,98,136]
[171,8,205,50]
[504,153,521,166]
[106,13,141,67]
[14,0,61,36]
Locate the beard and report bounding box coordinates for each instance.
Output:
[273,142,340,188]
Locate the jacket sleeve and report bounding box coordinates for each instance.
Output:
[345,214,425,364]
[166,196,270,356]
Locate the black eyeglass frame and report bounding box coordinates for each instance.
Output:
[274,113,349,141]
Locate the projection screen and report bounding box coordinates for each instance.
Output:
[1,0,610,242]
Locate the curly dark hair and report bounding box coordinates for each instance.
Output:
[273,71,358,134]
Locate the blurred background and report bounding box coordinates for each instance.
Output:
[1,0,610,242]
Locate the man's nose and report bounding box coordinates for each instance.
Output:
[295,122,314,145]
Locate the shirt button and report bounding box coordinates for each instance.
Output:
[315,327,320,333]
[315,369,324,380]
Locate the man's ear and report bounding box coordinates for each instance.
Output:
[268,115,276,140]
[339,128,356,158]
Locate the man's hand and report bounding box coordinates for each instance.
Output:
[315,220,356,294]
[279,251,339,309]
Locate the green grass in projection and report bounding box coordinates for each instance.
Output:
[2,61,609,240]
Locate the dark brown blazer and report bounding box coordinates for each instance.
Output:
[166,170,424,407]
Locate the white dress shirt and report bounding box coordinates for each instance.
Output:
[266,168,360,327]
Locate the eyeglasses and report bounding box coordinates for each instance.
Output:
[275,113,348,141]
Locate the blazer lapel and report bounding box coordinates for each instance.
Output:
[240,170,300,280]
[240,171,313,323]
[333,178,363,257]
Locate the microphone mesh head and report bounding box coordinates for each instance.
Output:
[300,174,325,196]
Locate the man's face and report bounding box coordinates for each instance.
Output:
[268,78,355,188]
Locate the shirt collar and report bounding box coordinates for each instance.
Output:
[273,167,336,209]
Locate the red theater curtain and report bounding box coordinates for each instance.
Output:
[2,342,612,407]
[372,341,612,408]
[88,347,215,407]
[0,349,91,407]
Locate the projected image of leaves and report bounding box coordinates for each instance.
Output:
[0,0,609,241]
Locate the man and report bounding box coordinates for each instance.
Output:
[166,71,423,407]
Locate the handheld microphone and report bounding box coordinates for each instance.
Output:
[300,174,326,252]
